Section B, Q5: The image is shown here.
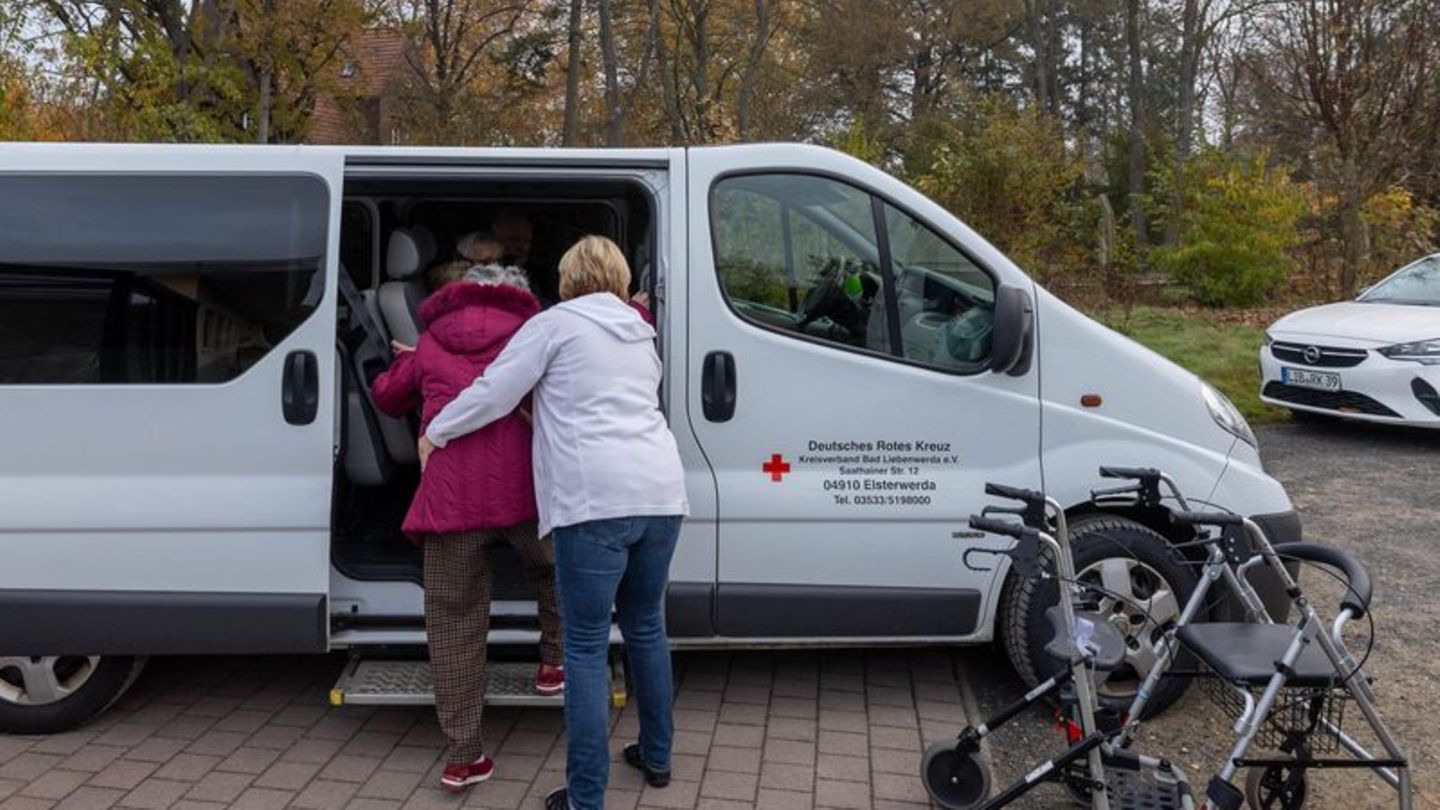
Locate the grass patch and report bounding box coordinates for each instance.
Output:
[1097,306,1289,425]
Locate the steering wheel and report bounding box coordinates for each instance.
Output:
[796,259,847,329]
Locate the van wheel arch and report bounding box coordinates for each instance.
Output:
[998,512,1200,718]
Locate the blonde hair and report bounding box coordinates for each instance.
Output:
[558,235,630,300]
[426,260,471,292]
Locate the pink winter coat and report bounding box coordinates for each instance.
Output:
[371,282,541,539]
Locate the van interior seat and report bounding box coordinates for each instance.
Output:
[340,258,420,470]
[379,226,436,347]
[337,344,395,487]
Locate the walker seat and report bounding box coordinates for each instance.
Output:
[1176,623,1338,688]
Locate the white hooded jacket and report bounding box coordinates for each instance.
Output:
[425,292,689,537]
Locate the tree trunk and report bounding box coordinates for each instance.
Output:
[596,0,623,146]
[1168,0,1200,246]
[561,0,584,145]
[1338,153,1370,294]
[1026,0,1050,115]
[1125,0,1148,263]
[688,1,713,140]
[256,64,272,144]
[1076,18,1091,162]
[736,0,770,139]
[651,0,684,141]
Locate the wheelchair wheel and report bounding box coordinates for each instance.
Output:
[921,741,991,810]
[1245,761,1308,809]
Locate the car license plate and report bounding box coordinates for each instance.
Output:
[1282,367,1342,392]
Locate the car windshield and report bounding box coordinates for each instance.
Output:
[1360,256,1440,306]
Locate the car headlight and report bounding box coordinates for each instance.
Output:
[1264,331,1274,347]
[1201,382,1257,447]
[1378,337,1440,365]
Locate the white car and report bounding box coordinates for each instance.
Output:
[1261,254,1440,426]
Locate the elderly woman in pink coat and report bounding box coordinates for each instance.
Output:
[370,260,564,793]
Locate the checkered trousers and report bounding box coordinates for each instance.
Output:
[423,522,564,763]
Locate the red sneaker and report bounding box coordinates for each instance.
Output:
[537,663,565,695]
[440,755,494,792]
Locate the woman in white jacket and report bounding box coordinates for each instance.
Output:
[420,235,688,810]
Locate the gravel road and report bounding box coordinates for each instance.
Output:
[961,420,1439,809]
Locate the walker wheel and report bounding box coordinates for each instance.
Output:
[1245,761,1308,809]
[921,740,991,810]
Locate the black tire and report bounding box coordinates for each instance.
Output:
[921,741,991,810]
[0,656,146,735]
[999,514,1200,718]
[1245,760,1308,809]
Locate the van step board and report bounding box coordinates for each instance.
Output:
[330,658,628,709]
[331,659,562,708]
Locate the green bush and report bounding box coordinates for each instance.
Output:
[905,97,1090,284]
[1154,150,1305,306]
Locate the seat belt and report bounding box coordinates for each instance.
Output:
[336,267,393,362]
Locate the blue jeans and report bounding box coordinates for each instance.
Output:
[553,515,682,810]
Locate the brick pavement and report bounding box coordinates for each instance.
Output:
[0,649,972,809]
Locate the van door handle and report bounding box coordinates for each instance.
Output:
[282,350,320,425]
[702,351,736,422]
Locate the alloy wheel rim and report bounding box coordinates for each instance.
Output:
[1074,557,1180,700]
[0,656,101,706]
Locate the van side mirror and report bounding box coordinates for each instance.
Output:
[990,285,1034,376]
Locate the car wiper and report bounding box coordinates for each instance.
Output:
[1363,298,1440,307]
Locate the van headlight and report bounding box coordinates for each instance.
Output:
[1201,382,1256,447]
[1378,337,1440,364]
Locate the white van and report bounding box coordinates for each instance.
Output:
[0,143,1298,734]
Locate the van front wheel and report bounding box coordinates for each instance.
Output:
[0,655,146,734]
[999,515,1199,718]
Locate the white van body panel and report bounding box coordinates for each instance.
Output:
[682,144,1043,639]
[0,144,341,598]
[1032,289,1292,517]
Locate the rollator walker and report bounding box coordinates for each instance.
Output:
[921,468,1412,810]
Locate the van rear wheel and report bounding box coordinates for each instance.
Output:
[0,655,145,734]
[999,515,1199,718]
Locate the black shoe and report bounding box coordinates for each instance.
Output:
[622,743,671,788]
[544,787,570,810]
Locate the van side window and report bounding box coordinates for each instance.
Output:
[711,174,890,354]
[0,174,328,385]
[882,204,996,373]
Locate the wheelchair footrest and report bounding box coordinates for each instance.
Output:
[1105,762,1186,810]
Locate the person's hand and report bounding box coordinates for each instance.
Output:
[418,434,436,472]
[391,340,414,355]
[631,291,651,309]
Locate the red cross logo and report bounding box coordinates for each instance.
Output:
[762,453,791,482]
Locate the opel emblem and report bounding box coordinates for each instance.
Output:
[1303,345,1322,364]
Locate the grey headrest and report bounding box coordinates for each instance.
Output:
[386,227,437,281]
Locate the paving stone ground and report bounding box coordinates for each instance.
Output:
[0,648,975,809]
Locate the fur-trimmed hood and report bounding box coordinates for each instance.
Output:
[419,281,541,356]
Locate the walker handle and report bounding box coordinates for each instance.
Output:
[1098,465,1161,481]
[968,514,1031,540]
[1173,510,1243,527]
[985,482,1045,506]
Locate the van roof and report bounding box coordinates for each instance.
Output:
[0,141,845,169]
